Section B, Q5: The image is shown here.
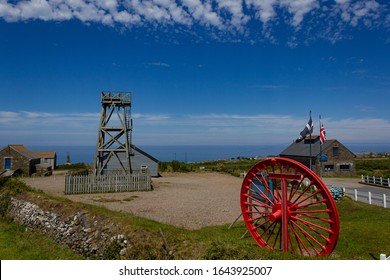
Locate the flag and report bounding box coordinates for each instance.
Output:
[296,115,313,143]
[320,120,327,144]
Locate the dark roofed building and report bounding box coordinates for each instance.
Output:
[280,136,356,176]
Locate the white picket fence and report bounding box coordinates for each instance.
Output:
[343,188,389,208]
[361,175,390,188]
[65,171,151,194]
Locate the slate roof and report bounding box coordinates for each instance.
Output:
[34,151,57,158]
[279,136,344,157]
[132,145,159,163]
[9,145,39,160]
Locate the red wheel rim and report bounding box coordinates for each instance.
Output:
[240,157,339,256]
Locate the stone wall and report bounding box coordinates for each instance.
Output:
[6,197,130,259]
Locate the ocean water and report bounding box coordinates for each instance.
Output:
[29,145,285,164]
[29,144,390,164]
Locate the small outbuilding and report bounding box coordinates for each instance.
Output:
[34,151,57,171]
[279,136,356,176]
[0,145,57,176]
[131,145,159,177]
[0,145,41,176]
[103,145,159,177]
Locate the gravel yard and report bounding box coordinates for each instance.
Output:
[21,172,364,230]
[22,172,244,230]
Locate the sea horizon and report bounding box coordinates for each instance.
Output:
[23,143,390,165]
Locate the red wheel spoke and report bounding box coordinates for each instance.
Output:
[253,167,278,202]
[293,212,335,225]
[247,179,275,206]
[253,218,274,232]
[290,182,314,205]
[288,177,305,201]
[292,188,323,207]
[245,195,273,209]
[295,199,329,209]
[293,216,333,234]
[290,220,326,252]
[289,223,312,256]
[291,209,332,214]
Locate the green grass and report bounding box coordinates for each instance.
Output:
[3,199,389,260]
[335,198,390,259]
[0,218,83,260]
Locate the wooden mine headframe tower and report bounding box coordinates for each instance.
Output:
[93,91,133,175]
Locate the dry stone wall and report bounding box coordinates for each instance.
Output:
[6,197,129,259]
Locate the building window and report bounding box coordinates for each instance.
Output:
[333,147,339,156]
[340,164,351,171]
[324,165,334,171]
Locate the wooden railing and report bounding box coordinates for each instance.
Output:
[343,188,389,208]
[65,170,151,194]
[361,175,390,188]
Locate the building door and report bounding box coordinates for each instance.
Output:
[4,158,11,170]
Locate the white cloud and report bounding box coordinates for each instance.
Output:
[280,0,319,27]
[1,110,390,146]
[146,62,171,67]
[245,0,278,24]
[0,0,387,43]
[334,0,381,27]
[217,0,249,30]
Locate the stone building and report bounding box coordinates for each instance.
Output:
[0,145,57,176]
[0,145,41,176]
[280,136,356,176]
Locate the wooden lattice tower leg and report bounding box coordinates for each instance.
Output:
[93,91,133,175]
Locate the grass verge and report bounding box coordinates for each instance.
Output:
[0,217,82,260]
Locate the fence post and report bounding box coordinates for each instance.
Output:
[368,192,372,205]
[384,194,387,208]
[354,189,358,201]
[388,178,390,187]
[361,174,364,183]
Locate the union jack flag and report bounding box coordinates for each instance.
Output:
[320,121,327,144]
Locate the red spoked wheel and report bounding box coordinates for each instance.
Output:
[240,157,339,256]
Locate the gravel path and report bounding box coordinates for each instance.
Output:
[22,172,243,230]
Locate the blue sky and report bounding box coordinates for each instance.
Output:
[0,0,390,151]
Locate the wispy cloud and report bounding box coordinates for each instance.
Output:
[0,1,387,43]
[146,62,171,67]
[1,110,390,147]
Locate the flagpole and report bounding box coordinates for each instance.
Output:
[309,111,312,170]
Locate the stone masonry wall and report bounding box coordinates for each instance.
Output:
[6,197,129,259]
